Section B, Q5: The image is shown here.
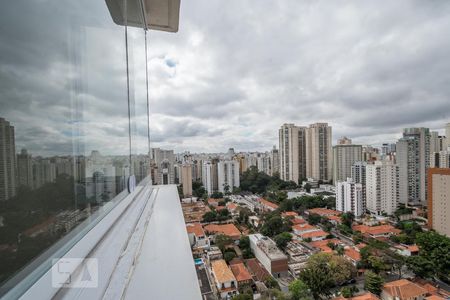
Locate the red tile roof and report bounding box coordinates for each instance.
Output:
[345,247,361,261]
[258,198,279,210]
[230,263,253,283]
[293,223,317,232]
[352,224,401,236]
[245,258,270,282]
[333,292,380,300]
[383,279,427,299]
[299,230,328,239]
[307,208,341,216]
[204,224,241,240]
[186,223,205,237]
[282,211,299,217]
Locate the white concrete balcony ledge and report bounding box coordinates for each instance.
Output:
[10,182,201,300]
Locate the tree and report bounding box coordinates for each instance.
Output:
[215,234,233,253]
[340,212,355,228]
[336,245,345,256]
[274,232,292,250]
[340,286,354,298]
[367,255,387,274]
[408,231,450,280]
[364,270,384,295]
[307,213,322,225]
[289,279,312,300]
[264,276,280,290]
[304,183,312,193]
[224,251,236,263]
[232,294,252,300]
[299,253,355,298]
[192,181,206,198]
[202,211,217,223]
[407,255,435,279]
[260,214,291,237]
[210,191,224,199]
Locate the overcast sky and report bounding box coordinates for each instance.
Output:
[1,0,450,156]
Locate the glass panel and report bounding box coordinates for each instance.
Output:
[0,0,148,294]
[127,25,151,185]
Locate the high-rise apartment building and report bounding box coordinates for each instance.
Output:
[396,128,430,205]
[278,124,307,184]
[351,161,367,209]
[445,123,450,150]
[270,146,279,176]
[202,161,213,195]
[430,151,450,168]
[306,123,332,182]
[151,148,176,185]
[366,161,399,216]
[332,144,362,183]
[217,160,240,193]
[427,168,450,237]
[181,164,193,197]
[0,118,17,201]
[17,149,33,189]
[338,136,352,145]
[336,178,364,217]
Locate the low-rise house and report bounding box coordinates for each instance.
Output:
[333,292,380,300]
[206,246,223,262]
[298,230,328,241]
[381,279,427,300]
[292,223,319,236]
[249,215,261,227]
[226,202,238,215]
[344,246,361,266]
[393,244,419,257]
[204,223,241,241]
[211,259,238,299]
[352,224,401,238]
[257,198,279,212]
[309,239,340,253]
[306,208,341,217]
[327,215,342,225]
[208,198,221,207]
[186,223,210,249]
[281,211,299,218]
[230,263,253,288]
[245,258,270,282]
[249,234,288,278]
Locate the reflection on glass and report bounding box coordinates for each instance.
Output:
[0,0,150,291]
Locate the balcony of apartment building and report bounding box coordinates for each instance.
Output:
[0,0,201,299]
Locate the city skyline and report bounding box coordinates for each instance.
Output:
[2,1,450,155]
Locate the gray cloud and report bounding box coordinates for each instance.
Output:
[1,0,450,156]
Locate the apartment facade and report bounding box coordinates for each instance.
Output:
[306,123,333,182]
[332,144,363,183]
[278,124,307,184]
[181,164,193,197]
[217,160,240,193]
[427,168,450,237]
[336,178,364,217]
[396,128,430,205]
[366,161,399,216]
[249,234,289,278]
[0,118,17,201]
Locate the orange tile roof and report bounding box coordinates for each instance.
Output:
[216,206,227,211]
[356,243,367,249]
[204,224,241,239]
[186,223,205,237]
[211,260,236,284]
[245,258,270,282]
[307,208,341,216]
[333,292,380,300]
[300,230,328,239]
[227,203,237,210]
[426,295,446,300]
[353,224,400,235]
[345,247,361,261]
[309,239,340,247]
[383,279,427,299]
[407,245,419,252]
[259,198,279,209]
[327,215,342,222]
[293,223,317,232]
[282,211,298,217]
[230,263,253,282]
[291,218,307,225]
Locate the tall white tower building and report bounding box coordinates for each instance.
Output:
[396,128,430,205]
[278,124,307,184]
[332,144,362,183]
[366,161,399,216]
[217,160,240,194]
[306,123,332,182]
[336,178,364,217]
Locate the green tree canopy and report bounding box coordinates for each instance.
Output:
[274,232,292,249]
[364,270,384,295]
[289,279,312,300]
